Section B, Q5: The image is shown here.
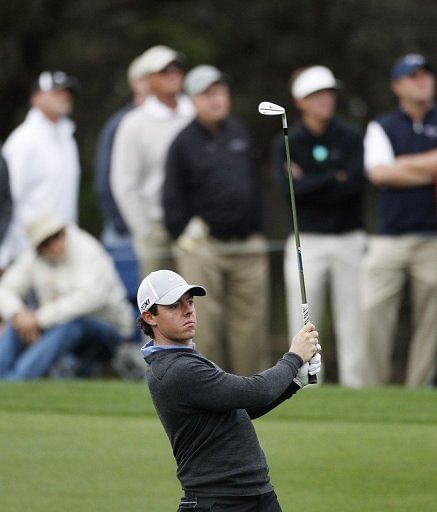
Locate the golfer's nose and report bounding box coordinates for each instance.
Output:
[183,301,194,315]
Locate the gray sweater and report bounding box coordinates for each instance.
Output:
[144,348,303,497]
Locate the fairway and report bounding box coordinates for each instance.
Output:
[1,381,436,511]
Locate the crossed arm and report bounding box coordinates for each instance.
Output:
[369,150,437,187]
[364,121,437,187]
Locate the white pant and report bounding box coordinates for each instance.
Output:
[284,231,366,387]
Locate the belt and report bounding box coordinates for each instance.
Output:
[179,492,272,508]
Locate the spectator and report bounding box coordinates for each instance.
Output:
[2,71,81,265]
[111,45,195,279]
[94,52,149,252]
[0,212,134,380]
[272,66,366,387]
[163,65,269,375]
[0,154,13,274]
[94,52,151,305]
[363,53,437,386]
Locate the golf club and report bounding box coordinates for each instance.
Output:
[258,101,317,384]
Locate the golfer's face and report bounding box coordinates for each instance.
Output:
[152,293,197,343]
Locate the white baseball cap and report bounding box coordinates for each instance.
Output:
[137,270,206,313]
[184,65,225,96]
[127,55,147,81]
[32,71,79,93]
[130,45,184,77]
[291,65,340,99]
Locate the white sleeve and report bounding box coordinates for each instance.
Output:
[110,115,146,237]
[363,121,396,175]
[2,133,34,203]
[0,254,33,320]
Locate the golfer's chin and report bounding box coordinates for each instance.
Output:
[183,323,196,338]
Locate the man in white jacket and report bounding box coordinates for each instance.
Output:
[1,71,81,267]
[111,45,195,279]
[0,213,134,380]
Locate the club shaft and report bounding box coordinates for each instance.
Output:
[282,125,307,308]
[282,119,316,384]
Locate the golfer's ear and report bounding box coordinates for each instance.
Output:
[142,311,156,326]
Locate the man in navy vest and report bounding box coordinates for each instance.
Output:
[363,54,437,386]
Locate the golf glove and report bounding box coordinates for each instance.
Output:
[293,352,322,388]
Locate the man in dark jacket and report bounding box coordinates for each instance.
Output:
[137,269,321,512]
[163,65,269,375]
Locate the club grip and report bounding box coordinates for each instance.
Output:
[302,303,318,385]
[308,373,318,384]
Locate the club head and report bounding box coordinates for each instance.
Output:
[258,101,285,116]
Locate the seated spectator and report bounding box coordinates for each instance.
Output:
[0,212,134,380]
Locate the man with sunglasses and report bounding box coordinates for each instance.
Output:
[0,213,134,380]
[111,45,195,279]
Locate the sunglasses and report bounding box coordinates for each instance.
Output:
[158,62,185,74]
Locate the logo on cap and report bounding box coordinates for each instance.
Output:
[140,297,152,312]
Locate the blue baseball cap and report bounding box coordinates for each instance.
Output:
[391,54,433,80]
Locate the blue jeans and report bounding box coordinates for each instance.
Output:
[0,317,122,380]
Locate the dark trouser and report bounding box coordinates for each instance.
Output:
[177,491,282,511]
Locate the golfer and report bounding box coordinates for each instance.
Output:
[138,269,321,511]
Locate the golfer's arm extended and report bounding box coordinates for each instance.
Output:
[369,150,437,187]
[179,353,302,413]
[245,380,301,419]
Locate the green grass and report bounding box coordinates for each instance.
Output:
[1,381,436,511]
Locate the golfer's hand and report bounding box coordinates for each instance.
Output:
[289,323,319,363]
[293,353,322,388]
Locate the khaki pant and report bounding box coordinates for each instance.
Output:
[284,231,366,388]
[133,221,173,280]
[175,235,270,376]
[362,235,437,387]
